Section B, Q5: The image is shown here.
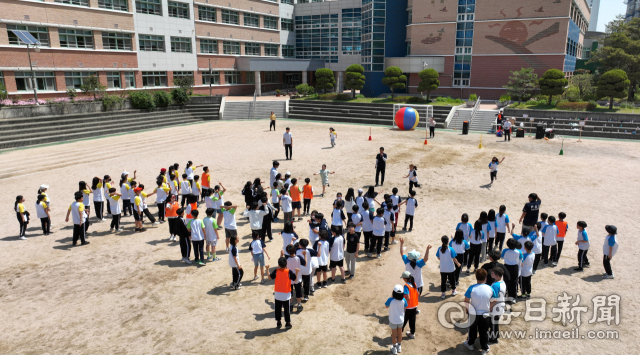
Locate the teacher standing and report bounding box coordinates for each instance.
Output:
[375,147,387,187]
[270,111,276,131]
[519,193,541,236]
[283,127,293,160]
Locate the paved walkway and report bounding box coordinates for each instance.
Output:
[224,95,290,102]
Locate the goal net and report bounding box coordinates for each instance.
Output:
[392,104,434,130]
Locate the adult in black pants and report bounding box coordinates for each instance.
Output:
[270,111,276,131]
[283,127,293,160]
[519,193,541,236]
[375,147,387,187]
[463,269,493,353]
[175,208,192,264]
[503,119,512,142]
[428,118,436,138]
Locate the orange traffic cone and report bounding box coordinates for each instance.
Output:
[368,127,372,141]
[424,131,428,145]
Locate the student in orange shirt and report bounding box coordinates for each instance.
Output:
[302,178,314,216]
[165,194,180,242]
[555,212,568,261]
[200,166,211,203]
[289,178,303,221]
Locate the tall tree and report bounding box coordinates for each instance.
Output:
[344,64,365,98]
[381,66,407,99]
[571,73,595,100]
[503,68,538,103]
[417,68,440,100]
[589,17,640,101]
[597,69,630,109]
[539,69,568,105]
[315,68,335,93]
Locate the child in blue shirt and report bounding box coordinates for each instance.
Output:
[385,285,408,355]
[574,221,590,271]
[602,225,618,279]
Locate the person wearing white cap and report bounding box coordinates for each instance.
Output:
[385,284,407,354]
[38,184,51,207]
[399,238,431,296]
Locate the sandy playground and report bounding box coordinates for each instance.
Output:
[0,119,638,354]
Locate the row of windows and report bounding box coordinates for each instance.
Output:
[566,38,583,58]
[196,5,278,29]
[453,0,476,86]
[7,25,133,50]
[6,70,281,92]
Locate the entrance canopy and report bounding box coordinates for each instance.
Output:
[236,57,325,72]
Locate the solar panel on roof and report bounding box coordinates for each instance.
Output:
[10,30,41,45]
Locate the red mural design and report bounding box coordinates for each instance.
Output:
[485,21,560,69]
[440,6,447,12]
[529,20,544,26]
[516,7,523,18]
[500,9,506,18]
[534,6,544,12]
[489,23,502,28]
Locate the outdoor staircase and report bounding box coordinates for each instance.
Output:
[470,109,499,132]
[0,97,221,150]
[448,109,472,130]
[222,101,286,120]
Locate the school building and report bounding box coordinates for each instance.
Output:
[0,0,591,99]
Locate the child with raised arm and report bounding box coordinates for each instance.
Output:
[313,164,335,197]
[488,157,505,184]
[399,237,431,296]
[222,201,238,251]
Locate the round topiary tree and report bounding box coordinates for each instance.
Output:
[597,69,630,109]
[381,66,407,99]
[345,64,365,98]
[417,68,440,101]
[539,69,568,105]
[315,68,335,93]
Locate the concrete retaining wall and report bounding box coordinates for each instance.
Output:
[504,108,640,122]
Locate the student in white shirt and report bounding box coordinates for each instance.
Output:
[541,215,559,266]
[281,222,298,255]
[329,127,337,147]
[203,208,221,261]
[250,232,271,284]
[502,119,512,142]
[531,222,543,273]
[399,190,418,231]
[280,188,293,225]
[449,230,469,286]
[361,201,374,252]
[488,157,505,184]
[243,201,268,241]
[602,225,618,279]
[463,269,496,353]
[520,241,535,299]
[486,209,497,253]
[285,244,307,312]
[501,238,523,299]
[403,164,420,195]
[466,220,485,273]
[283,127,293,160]
[222,201,238,251]
[488,267,507,344]
[35,194,51,235]
[436,235,461,299]
[187,209,206,266]
[79,181,93,219]
[383,202,396,249]
[389,188,401,229]
[296,239,318,300]
[107,188,123,232]
[456,213,473,265]
[191,175,202,202]
[65,191,89,246]
[369,208,386,258]
[479,211,492,263]
[399,238,431,295]
[329,229,346,283]
[385,285,408,355]
[180,174,191,208]
[315,230,330,288]
[91,177,106,222]
[494,205,511,251]
[331,201,347,237]
[154,179,170,223]
[574,221,590,271]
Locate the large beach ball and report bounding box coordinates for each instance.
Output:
[394,107,420,130]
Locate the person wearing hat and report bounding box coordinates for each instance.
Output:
[603,225,618,279]
[385,284,407,354]
[399,238,431,297]
[65,191,89,246]
[38,184,51,208]
[401,270,420,340]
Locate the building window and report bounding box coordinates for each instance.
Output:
[58,29,94,49]
[124,72,136,88]
[223,41,240,55]
[55,0,89,7]
[15,71,56,91]
[281,0,293,4]
[136,0,162,15]
[142,71,167,87]
[107,72,121,88]
[281,18,294,31]
[222,10,239,25]
[202,71,219,85]
[246,71,255,84]
[200,39,218,54]
[198,6,216,22]
[244,13,259,28]
[173,71,193,86]
[265,71,279,83]
[98,0,128,11]
[245,42,260,56]
[264,16,278,29]
[282,44,295,58]
[170,37,192,53]
[139,35,165,52]
[7,25,50,47]
[102,32,132,50]
[225,72,240,84]
[408,9,412,24]
[65,72,98,89]
[169,1,189,19]
[264,44,278,56]
[0,72,4,87]
[406,41,411,55]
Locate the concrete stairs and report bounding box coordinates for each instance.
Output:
[222,101,286,120]
[288,100,453,128]
[448,109,472,130]
[0,97,221,149]
[511,116,640,140]
[471,109,499,132]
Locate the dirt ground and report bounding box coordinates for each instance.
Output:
[0,119,637,355]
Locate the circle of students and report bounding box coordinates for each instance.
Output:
[14,158,619,354]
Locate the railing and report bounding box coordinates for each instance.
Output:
[444,104,465,129]
[469,96,481,126]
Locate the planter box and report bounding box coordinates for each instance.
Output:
[466,101,476,107]
[496,101,510,108]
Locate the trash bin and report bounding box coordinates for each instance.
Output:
[516,128,525,138]
[536,124,545,139]
[462,121,469,135]
[545,129,554,139]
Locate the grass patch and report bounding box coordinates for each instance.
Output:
[509,102,640,114]
[295,96,461,106]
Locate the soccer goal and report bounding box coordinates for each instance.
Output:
[392,104,434,130]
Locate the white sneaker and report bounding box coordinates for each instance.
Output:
[452,290,458,296]
[391,241,398,245]
[101,219,107,222]
[463,340,474,351]
[406,331,415,339]
[441,292,446,299]
[466,268,470,274]
[390,345,397,355]
[152,222,160,226]
[117,229,124,232]
[185,258,192,264]
[396,344,402,353]
[19,236,27,240]
[481,350,489,355]
[603,274,615,279]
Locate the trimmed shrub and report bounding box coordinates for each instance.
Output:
[499,94,511,101]
[469,94,478,101]
[555,101,589,110]
[336,93,352,101]
[153,90,171,107]
[356,94,365,99]
[392,96,411,103]
[407,96,425,103]
[319,93,337,100]
[129,90,155,110]
[171,88,190,106]
[102,94,125,111]
[586,101,598,111]
[295,83,314,96]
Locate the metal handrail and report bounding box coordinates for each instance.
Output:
[469,96,481,125]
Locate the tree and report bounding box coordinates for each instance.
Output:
[597,69,630,109]
[171,88,190,106]
[571,73,595,100]
[344,64,365,98]
[417,68,439,100]
[539,69,568,105]
[315,68,335,93]
[173,76,194,95]
[588,17,640,101]
[0,82,8,101]
[295,83,314,96]
[381,66,407,98]
[80,75,106,99]
[503,68,538,103]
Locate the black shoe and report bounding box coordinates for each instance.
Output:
[574,267,584,271]
[488,339,499,344]
[73,242,77,246]
[409,228,412,232]
[81,241,90,245]
[402,227,407,231]
[285,322,292,328]
[276,321,282,328]
[375,184,379,187]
